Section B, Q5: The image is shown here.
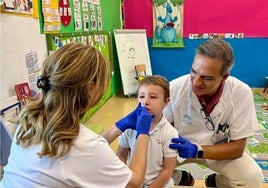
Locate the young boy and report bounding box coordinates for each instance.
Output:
[117,75,178,187]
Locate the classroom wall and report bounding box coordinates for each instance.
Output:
[1,0,267,102]
[148,38,268,87]
[0,14,47,101]
[1,0,122,101]
[123,0,268,88]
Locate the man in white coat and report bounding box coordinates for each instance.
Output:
[164,38,264,187]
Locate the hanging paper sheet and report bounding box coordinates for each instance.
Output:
[152,0,184,48]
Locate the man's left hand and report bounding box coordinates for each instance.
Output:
[169,136,198,158]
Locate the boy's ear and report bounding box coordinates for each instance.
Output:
[164,97,170,107]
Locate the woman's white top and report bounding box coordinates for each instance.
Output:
[1,125,131,188]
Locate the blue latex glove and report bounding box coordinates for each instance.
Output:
[169,136,198,158]
[115,103,141,132]
[136,106,152,138]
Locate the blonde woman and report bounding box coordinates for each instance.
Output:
[0,43,152,188]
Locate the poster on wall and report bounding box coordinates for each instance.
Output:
[2,0,33,14]
[42,0,61,33]
[152,0,184,48]
[39,0,104,33]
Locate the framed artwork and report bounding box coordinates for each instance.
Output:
[15,82,32,105]
[152,0,184,48]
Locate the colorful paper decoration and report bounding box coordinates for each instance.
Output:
[59,0,72,26]
[188,33,244,39]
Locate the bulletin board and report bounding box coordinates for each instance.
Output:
[114,29,152,96]
[38,0,122,34]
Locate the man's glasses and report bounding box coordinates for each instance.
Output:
[200,109,215,131]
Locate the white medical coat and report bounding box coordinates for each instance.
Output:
[163,74,258,145]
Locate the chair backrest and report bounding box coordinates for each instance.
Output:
[135,64,146,76]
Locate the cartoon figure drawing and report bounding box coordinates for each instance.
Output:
[155,2,178,43]
[128,47,136,64]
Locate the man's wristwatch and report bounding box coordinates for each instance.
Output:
[196,144,204,159]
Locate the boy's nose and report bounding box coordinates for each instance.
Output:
[141,98,149,106]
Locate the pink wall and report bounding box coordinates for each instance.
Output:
[124,0,268,37]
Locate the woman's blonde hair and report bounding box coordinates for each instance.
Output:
[16,43,110,158]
